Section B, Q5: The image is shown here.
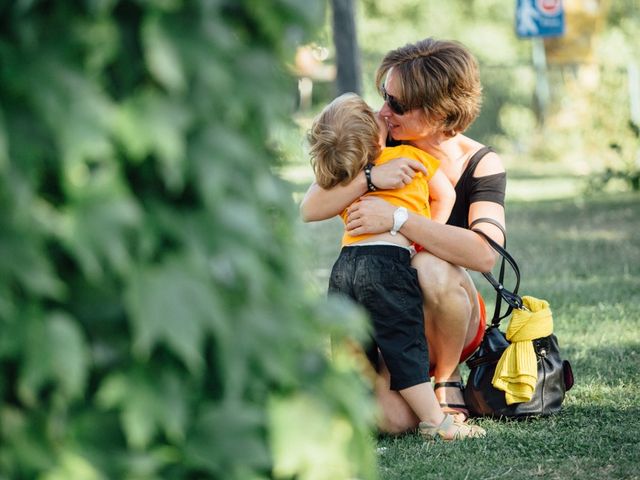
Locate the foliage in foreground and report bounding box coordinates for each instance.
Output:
[0,2,376,479]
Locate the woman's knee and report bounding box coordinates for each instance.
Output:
[375,369,418,434]
[377,397,418,434]
[380,411,418,435]
[412,252,467,302]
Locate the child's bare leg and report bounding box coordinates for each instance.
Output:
[375,362,419,434]
[398,382,445,425]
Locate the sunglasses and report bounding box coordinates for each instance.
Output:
[381,85,410,115]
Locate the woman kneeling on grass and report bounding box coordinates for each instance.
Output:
[301,38,507,433]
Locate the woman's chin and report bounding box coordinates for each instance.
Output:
[389,128,404,141]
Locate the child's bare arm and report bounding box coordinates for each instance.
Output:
[300,158,429,222]
[428,170,456,224]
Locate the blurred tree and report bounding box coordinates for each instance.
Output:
[331,0,362,94]
[0,1,376,479]
[607,0,640,36]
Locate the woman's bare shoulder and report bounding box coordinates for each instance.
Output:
[473,148,505,177]
[456,136,505,177]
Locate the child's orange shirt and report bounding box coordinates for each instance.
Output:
[340,144,439,246]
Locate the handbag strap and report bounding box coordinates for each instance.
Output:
[469,218,508,323]
[470,220,523,326]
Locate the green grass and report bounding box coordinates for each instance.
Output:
[293,172,640,479]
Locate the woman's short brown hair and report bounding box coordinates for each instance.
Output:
[307,93,381,189]
[376,38,482,135]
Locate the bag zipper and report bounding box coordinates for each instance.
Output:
[537,343,548,414]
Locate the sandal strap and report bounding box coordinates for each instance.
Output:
[419,413,454,439]
[420,414,486,441]
[439,402,468,409]
[436,413,454,436]
[434,381,464,390]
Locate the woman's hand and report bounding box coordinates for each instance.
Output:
[346,196,396,236]
[370,157,428,189]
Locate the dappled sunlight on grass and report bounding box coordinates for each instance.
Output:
[507,176,582,201]
[553,227,631,241]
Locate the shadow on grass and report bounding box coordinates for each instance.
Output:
[562,342,640,388]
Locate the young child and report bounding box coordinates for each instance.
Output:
[307,93,485,440]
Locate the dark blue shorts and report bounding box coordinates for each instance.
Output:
[328,245,429,390]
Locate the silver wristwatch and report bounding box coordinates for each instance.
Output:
[390,207,409,236]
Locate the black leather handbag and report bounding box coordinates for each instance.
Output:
[464,228,574,418]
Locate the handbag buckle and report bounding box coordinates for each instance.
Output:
[533,337,550,358]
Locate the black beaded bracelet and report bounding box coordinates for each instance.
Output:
[364,163,377,192]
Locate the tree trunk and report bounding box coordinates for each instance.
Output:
[331,0,362,95]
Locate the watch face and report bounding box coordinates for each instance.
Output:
[395,207,408,222]
[392,207,409,234]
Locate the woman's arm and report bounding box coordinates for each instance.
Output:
[345,196,505,272]
[299,157,429,222]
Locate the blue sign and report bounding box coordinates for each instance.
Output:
[516,0,565,38]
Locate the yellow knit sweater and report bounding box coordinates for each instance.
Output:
[492,296,553,404]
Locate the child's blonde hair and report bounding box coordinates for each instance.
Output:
[307,93,381,189]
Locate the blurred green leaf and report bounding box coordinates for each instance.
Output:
[269,393,360,480]
[114,88,191,191]
[125,255,224,372]
[0,407,55,475]
[23,59,116,167]
[40,450,106,480]
[0,223,66,300]
[0,108,8,171]
[97,369,188,449]
[142,13,186,93]
[60,173,141,280]
[18,312,90,405]
[184,401,270,475]
[0,177,65,300]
